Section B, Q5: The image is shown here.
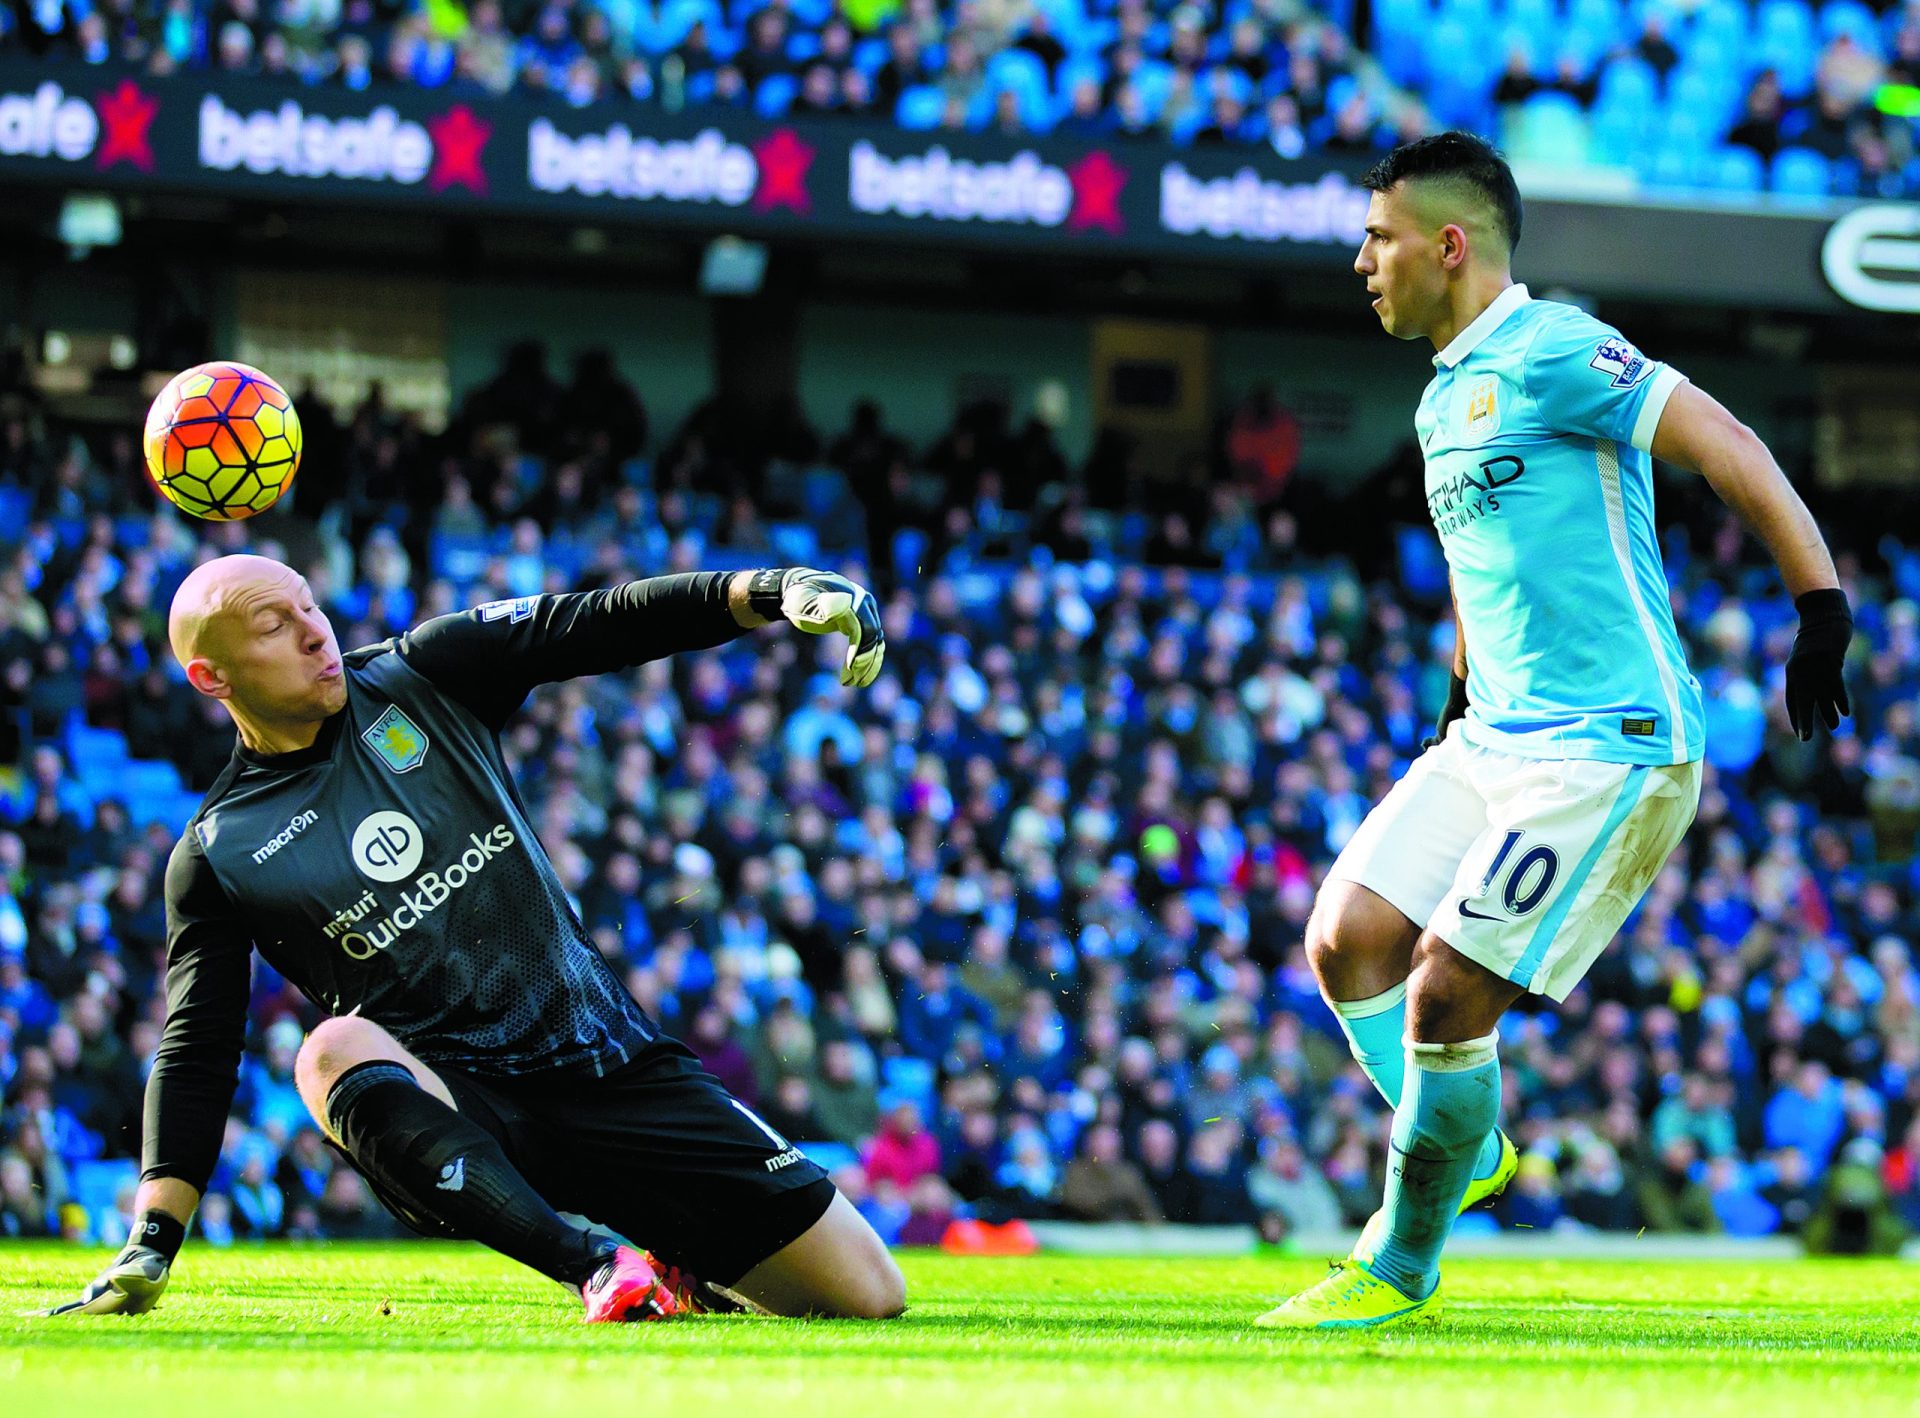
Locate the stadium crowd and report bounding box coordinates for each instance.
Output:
[3,0,1919,196]
[1,340,1919,1257]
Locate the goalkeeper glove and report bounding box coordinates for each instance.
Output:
[1784,587,1852,740]
[38,1211,182,1316]
[748,568,886,688]
[1423,671,1470,750]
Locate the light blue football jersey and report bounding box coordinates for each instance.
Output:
[1416,284,1704,766]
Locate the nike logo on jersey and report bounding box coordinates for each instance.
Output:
[436,1157,465,1192]
[1458,900,1504,922]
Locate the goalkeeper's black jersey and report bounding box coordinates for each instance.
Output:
[144,575,748,1192]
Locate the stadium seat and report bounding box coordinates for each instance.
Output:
[1819,0,1882,53]
[71,1158,139,1239]
[1602,55,1662,106]
[1567,0,1627,46]
[755,73,798,118]
[1589,100,1650,166]
[1424,19,1497,127]
[1705,145,1767,192]
[895,85,947,130]
[986,49,1053,128]
[1771,147,1835,198]
[1374,0,1432,85]
[1511,92,1591,165]
[882,1056,938,1115]
[796,1140,859,1173]
[1758,0,1812,94]
[1643,144,1710,190]
[1499,0,1555,56]
[1659,104,1716,155]
[66,723,129,778]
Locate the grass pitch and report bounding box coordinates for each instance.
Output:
[3,1244,1916,1418]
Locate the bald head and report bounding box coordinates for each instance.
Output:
[168,554,303,668]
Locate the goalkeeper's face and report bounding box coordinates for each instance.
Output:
[1353,185,1452,342]
[174,555,347,728]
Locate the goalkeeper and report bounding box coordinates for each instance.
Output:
[46,555,903,1323]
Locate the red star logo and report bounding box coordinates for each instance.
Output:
[426,106,491,194]
[95,81,158,172]
[752,128,815,214]
[1065,151,1127,235]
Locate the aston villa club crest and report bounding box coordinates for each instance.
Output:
[363,704,429,773]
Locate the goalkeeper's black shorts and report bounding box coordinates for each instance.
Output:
[349,1033,835,1286]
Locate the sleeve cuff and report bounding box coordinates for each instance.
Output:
[1630,365,1686,454]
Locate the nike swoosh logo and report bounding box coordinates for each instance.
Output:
[1458,900,1503,922]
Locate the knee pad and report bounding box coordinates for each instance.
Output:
[324,1060,418,1145]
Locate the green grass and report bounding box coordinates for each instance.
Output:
[3,1245,1917,1417]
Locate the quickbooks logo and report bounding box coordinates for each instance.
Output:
[252,809,319,865]
[330,822,517,961]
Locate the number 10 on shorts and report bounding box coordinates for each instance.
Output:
[1476,830,1560,916]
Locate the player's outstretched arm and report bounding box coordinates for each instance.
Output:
[399,570,886,729]
[1650,381,1850,739]
[37,1179,199,1316]
[39,838,253,1317]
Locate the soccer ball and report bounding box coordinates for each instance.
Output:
[143,361,302,520]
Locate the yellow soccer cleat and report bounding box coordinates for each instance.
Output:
[1254,1259,1441,1331]
[1352,1128,1518,1265]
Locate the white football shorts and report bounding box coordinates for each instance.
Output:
[1326,731,1701,1002]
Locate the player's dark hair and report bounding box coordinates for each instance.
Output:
[1362,132,1523,253]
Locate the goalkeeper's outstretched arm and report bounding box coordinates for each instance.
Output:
[396,568,886,730]
[41,836,249,1316]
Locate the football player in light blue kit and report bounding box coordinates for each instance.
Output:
[1258,134,1853,1329]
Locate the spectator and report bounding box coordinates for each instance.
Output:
[1729,71,1788,162]
[1247,1137,1342,1240]
[1637,1138,1720,1233]
[863,1100,941,1190]
[1059,1123,1163,1222]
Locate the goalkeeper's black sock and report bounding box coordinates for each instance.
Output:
[325,1061,614,1288]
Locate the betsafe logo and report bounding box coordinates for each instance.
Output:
[198,94,490,192]
[849,141,1127,232]
[1159,165,1368,247]
[0,79,157,170]
[528,118,815,213]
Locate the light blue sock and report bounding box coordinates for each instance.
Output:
[1367,1033,1502,1302]
[1331,987,1505,1183]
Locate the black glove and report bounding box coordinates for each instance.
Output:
[1784,588,1852,740]
[747,567,886,688]
[1423,671,1470,750]
[37,1211,183,1316]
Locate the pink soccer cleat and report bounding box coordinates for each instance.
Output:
[581,1246,681,1323]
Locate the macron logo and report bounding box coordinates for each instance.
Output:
[252,810,319,865]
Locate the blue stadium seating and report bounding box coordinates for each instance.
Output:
[895,85,947,130]
[755,72,798,117]
[1771,146,1836,198]
[1705,144,1767,191]
[1820,0,1883,54]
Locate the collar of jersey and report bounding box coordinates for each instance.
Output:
[237,707,346,771]
[1432,283,1532,369]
